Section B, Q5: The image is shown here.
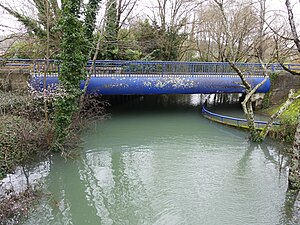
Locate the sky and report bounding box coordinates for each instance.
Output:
[0,0,299,35]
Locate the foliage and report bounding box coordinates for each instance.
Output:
[0,91,29,114]
[53,0,101,149]
[122,49,142,60]
[94,17,187,61]
[124,19,186,61]
[265,90,300,119]
[0,88,57,120]
[269,72,279,83]
[0,115,53,178]
[261,72,279,109]
[3,39,46,59]
[84,0,101,44]
[276,94,299,143]
[262,93,270,109]
[270,118,297,143]
[0,89,56,178]
[103,0,119,59]
[261,89,300,143]
[0,0,62,55]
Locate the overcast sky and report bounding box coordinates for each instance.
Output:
[0,0,299,35]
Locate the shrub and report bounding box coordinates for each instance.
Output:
[0,115,53,178]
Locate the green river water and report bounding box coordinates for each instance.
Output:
[3,94,299,225]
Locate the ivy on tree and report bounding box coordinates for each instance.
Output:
[54,0,101,148]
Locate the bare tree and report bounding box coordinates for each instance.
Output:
[257,0,267,60]
[282,0,300,190]
[265,0,300,189]
[212,0,300,141]
[193,0,267,62]
[117,0,138,30]
[145,0,204,60]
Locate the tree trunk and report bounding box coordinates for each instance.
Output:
[242,98,260,141]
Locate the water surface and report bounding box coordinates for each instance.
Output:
[14,94,298,225]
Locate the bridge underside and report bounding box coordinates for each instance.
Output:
[31,75,270,95]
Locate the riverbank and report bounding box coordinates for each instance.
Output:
[0,91,52,178]
[260,72,300,143]
[0,89,52,224]
[260,89,300,143]
[0,88,107,224]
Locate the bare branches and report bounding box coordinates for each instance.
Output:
[117,0,138,29]
[279,63,300,76]
[285,0,300,53]
[0,3,46,38]
[227,62,252,89]
[0,34,23,44]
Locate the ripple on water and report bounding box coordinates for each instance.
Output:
[20,95,295,225]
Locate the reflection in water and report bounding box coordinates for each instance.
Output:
[281,190,300,224]
[4,94,297,225]
[0,160,50,195]
[80,146,156,225]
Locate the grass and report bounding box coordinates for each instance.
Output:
[262,89,300,122]
[260,89,300,143]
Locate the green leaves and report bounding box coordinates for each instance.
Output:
[54,0,100,146]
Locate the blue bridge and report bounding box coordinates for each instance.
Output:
[2,59,299,95]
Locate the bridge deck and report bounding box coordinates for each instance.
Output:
[2,59,300,95]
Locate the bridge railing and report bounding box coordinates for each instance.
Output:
[1,58,300,77]
[0,58,60,76]
[90,61,269,76]
[202,106,280,130]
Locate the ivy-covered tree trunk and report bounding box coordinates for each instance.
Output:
[54,0,88,147]
[54,0,101,149]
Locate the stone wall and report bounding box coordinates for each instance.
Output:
[0,69,30,91]
[269,72,300,105]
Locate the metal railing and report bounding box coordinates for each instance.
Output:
[1,58,300,78]
[202,106,280,130]
[0,58,60,76]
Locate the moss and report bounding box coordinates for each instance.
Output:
[261,72,280,109]
[262,92,270,109]
[269,72,279,83]
[261,89,300,143]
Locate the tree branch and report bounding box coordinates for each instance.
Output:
[285,0,300,53]
[0,3,46,38]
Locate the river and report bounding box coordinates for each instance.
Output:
[2,94,299,225]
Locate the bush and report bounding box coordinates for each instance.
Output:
[270,117,298,143]
[0,186,42,225]
[0,115,53,178]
